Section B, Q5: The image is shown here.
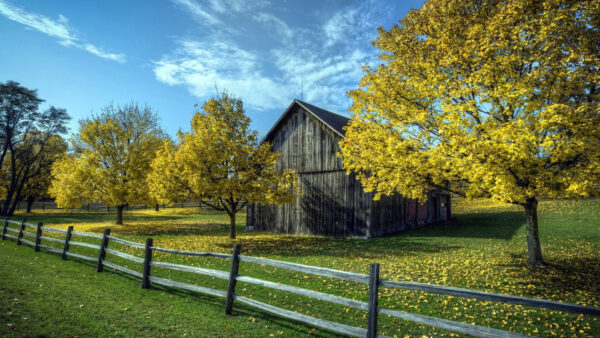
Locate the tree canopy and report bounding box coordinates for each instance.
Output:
[340,0,600,265]
[50,103,165,224]
[0,81,70,215]
[149,93,299,239]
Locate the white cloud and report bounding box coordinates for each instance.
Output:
[156,1,386,117]
[171,0,221,26]
[153,39,291,111]
[57,13,68,24]
[83,44,126,63]
[208,0,270,14]
[322,1,384,48]
[272,47,374,111]
[253,12,294,40]
[0,0,125,62]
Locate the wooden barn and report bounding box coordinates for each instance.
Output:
[246,100,451,238]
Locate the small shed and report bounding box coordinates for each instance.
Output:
[247,100,450,238]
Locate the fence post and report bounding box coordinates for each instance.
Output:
[96,229,111,272]
[61,226,74,260]
[17,219,26,245]
[367,263,380,338]
[34,222,43,252]
[1,217,8,240]
[225,243,242,315]
[141,238,153,289]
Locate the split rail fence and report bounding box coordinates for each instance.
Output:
[1,218,599,338]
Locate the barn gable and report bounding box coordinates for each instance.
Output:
[262,100,348,143]
[263,100,347,174]
[247,100,451,238]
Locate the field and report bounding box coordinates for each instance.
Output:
[1,198,599,337]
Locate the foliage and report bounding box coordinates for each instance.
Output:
[10,198,600,336]
[49,103,165,224]
[0,81,70,216]
[19,134,68,209]
[340,0,600,265]
[149,93,299,238]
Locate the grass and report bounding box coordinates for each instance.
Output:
[1,199,599,337]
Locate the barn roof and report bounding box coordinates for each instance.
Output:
[262,99,350,143]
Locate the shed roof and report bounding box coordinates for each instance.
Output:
[262,100,350,143]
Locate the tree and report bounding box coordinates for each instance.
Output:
[149,93,299,239]
[50,104,165,224]
[0,81,42,171]
[0,81,70,215]
[21,134,68,212]
[340,0,600,265]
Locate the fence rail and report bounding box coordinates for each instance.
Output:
[1,217,598,338]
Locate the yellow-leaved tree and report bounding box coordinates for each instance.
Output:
[149,93,299,239]
[21,134,68,212]
[340,0,600,265]
[50,104,165,224]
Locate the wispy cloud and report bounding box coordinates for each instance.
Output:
[322,1,387,48]
[253,13,294,40]
[171,0,221,27]
[156,0,387,116]
[154,39,290,111]
[208,0,271,14]
[273,48,375,111]
[0,0,125,62]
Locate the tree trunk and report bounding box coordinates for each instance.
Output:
[8,172,28,217]
[26,197,34,213]
[524,198,545,266]
[155,203,159,212]
[116,205,124,225]
[228,212,236,239]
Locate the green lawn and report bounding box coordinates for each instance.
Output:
[1,199,598,337]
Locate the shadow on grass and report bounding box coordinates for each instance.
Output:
[215,210,526,259]
[214,234,464,260]
[498,253,600,301]
[404,211,525,240]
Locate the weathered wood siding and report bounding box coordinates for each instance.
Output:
[370,194,406,237]
[268,106,343,173]
[247,103,450,237]
[249,171,372,236]
[248,105,372,236]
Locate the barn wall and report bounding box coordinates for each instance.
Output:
[370,193,407,237]
[249,171,371,237]
[267,106,343,173]
[248,105,374,237]
[247,103,451,237]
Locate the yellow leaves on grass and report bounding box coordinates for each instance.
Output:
[25,198,600,336]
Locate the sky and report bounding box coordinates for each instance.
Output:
[0,0,425,137]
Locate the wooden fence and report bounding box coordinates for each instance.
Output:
[1,218,599,338]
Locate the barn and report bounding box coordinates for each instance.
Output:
[247,100,451,238]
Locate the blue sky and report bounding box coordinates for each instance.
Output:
[0,0,424,137]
